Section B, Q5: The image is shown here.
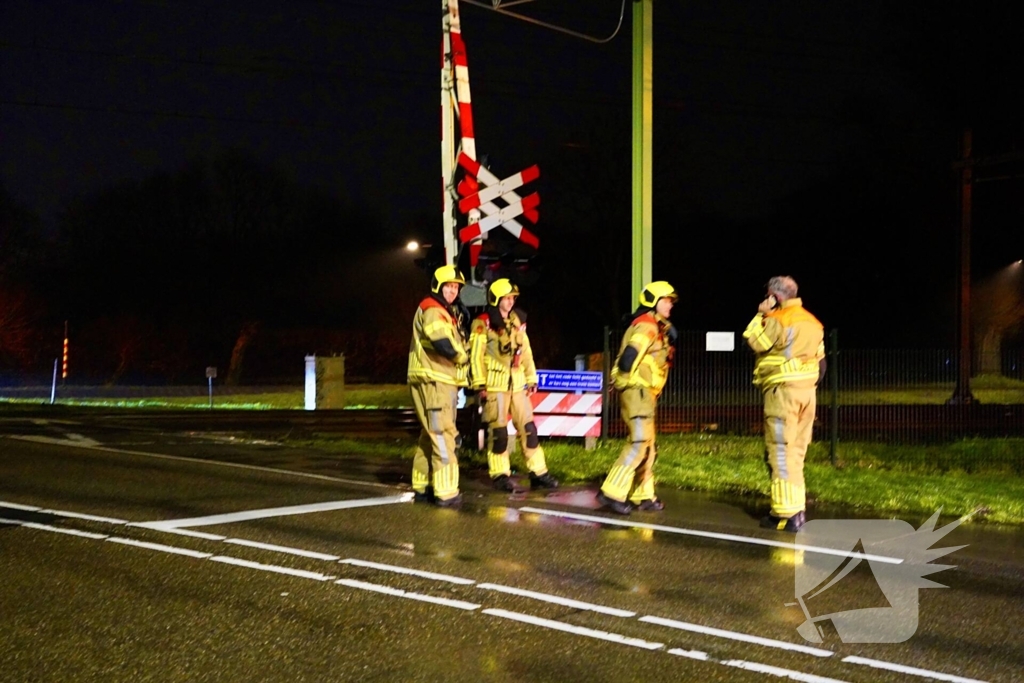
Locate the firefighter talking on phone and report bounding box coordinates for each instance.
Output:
[743,275,824,532]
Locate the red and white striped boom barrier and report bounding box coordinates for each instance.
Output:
[508,391,602,439]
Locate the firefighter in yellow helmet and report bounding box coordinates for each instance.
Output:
[743,275,824,532]
[407,265,470,507]
[596,281,678,515]
[469,278,559,492]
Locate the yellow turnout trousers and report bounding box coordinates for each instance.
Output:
[410,382,461,501]
[484,390,548,478]
[763,384,815,518]
[600,386,658,504]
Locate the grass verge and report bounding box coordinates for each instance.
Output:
[0,384,412,410]
[297,432,1024,526]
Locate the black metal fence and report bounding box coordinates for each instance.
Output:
[600,329,1024,445]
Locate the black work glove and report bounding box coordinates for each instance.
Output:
[666,323,679,345]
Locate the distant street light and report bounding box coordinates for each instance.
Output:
[406,240,433,252]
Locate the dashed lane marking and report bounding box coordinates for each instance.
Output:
[668,648,710,661]
[105,537,213,559]
[3,507,988,683]
[476,583,636,617]
[483,609,664,650]
[842,655,989,683]
[21,522,109,540]
[639,615,834,658]
[224,538,340,561]
[722,659,850,683]
[210,556,336,581]
[337,578,480,610]
[339,558,476,585]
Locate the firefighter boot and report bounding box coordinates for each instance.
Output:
[492,474,517,492]
[596,490,632,515]
[434,493,464,509]
[760,510,806,532]
[529,472,559,489]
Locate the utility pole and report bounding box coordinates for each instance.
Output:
[949,129,975,404]
[947,133,1024,404]
[631,0,653,296]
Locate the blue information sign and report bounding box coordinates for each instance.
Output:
[535,370,603,392]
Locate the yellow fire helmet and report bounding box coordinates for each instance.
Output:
[488,278,520,306]
[431,265,466,293]
[638,281,678,308]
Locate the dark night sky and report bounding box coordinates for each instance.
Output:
[3,0,1023,353]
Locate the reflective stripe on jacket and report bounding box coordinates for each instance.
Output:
[408,297,469,386]
[612,313,673,395]
[469,310,536,392]
[743,298,824,388]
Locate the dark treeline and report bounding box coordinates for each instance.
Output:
[1,149,415,385]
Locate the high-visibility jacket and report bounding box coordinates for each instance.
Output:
[469,310,537,393]
[408,296,469,386]
[612,312,673,396]
[743,298,824,389]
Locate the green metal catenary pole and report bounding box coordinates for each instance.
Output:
[631,0,653,296]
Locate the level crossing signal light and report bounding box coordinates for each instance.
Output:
[62,325,69,380]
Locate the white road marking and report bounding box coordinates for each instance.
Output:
[10,435,100,448]
[520,507,903,565]
[106,537,213,558]
[476,583,635,617]
[639,615,834,658]
[210,556,336,581]
[0,501,41,511]
[132,526,227,541]
[337,579,480,610]
[225,538,340,561]
[5,437,399,489]
[483,608,664,650]
[339,558,476,585]
[67,433,102,447]
[2,513,990,683]
[21,522,108,540]
[722,659,851,683]
[40,509,128,525]
[141,494,414,529]
[842,656,989,683]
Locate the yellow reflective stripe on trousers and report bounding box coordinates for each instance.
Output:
[602,465,633,501]
[434,462,459,499]
[771,479,805,517]
[488,453,511,478]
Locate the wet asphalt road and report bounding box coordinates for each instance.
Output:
[1,412,1022,683]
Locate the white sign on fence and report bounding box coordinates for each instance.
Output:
[706,331,735,352]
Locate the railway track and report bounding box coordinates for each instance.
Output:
[3,404,1022,442]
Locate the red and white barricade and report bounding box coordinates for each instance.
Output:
[508,391,602,438]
